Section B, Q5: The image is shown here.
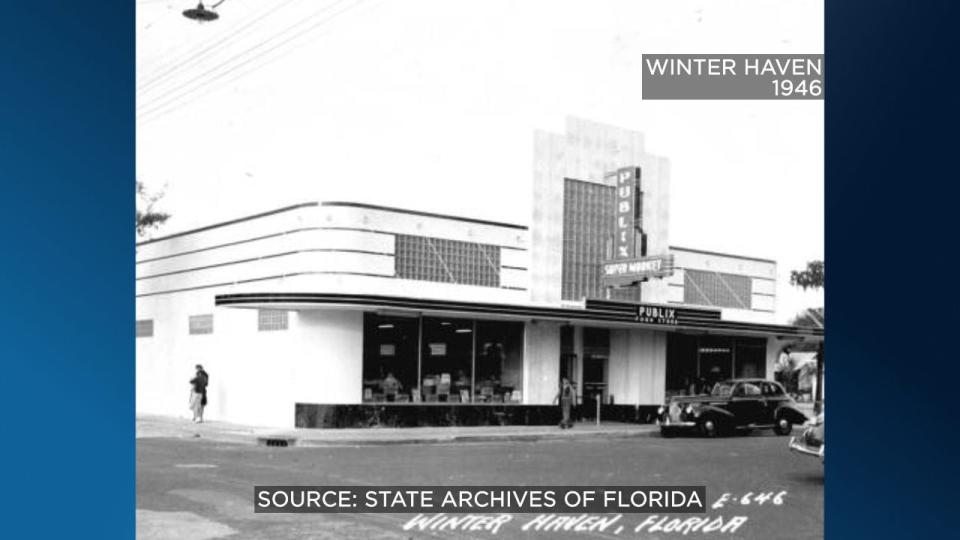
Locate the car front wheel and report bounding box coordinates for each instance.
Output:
[773,417,793,436]
[699,417,721,438]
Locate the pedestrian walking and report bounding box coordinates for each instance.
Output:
[189,364,209,423]
[553,377,577,429]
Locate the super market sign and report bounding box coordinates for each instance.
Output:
[601,254,675,287]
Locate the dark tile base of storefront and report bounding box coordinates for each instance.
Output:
[295,403,661,428]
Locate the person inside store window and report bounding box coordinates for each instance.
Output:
[705,366,723,393]
[381,372,402,401]
[454,370,471,391]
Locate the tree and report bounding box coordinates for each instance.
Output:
[789,260,824,413]
[789,259,824,290]
[789,307,824,329]
[136,181,170,237]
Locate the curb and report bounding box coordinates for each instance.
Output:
[138,420,661,448]
[271,428,660,448]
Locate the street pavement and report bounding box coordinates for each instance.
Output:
[137,420,822,540]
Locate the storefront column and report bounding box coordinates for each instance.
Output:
[608,328,667,406]
[765,337,783,380]
[523,320,561,404]
[573,325,585,400]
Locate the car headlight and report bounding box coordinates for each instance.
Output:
[657,406,665,415]
[684,404,700,416]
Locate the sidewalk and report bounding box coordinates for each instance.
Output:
[136,415,659,447]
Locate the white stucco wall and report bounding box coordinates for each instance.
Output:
[523,321,561,404]
[136,202,531,305]
[290,310,363,406]
[608,328,667,406]
[766,336,786,381]
[136,295,363,428]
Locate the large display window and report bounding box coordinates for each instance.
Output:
[420,317,473,402]
[734,339,765,378]
[665,333,767,398]
[362,313,524,404]
[362,315,419,402]
[475,321,524,403]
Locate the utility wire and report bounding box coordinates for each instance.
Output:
[138,1,205,70]
[140,0,298,93]
[138,0,365,122]
[139,0,352,112]
[138,0,365,126]
[139,0,301,94]
[140,4,177,32]
[138,1,363,125]
[139,0,260,87]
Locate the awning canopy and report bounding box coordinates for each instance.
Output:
[215,292,823,341]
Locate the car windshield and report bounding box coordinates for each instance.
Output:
[711,383,735,397]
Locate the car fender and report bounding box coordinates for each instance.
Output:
[696,405,736,420]
[774,404,807,425]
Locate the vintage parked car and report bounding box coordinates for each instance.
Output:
[658,379,808,437]
[789,411,824,462]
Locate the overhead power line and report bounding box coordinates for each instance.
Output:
[139,0,353,113]
[138,0,367,123]
[139,0,302,94]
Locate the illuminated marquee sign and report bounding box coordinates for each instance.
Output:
[600,254,675,287]
[614,166,641,259]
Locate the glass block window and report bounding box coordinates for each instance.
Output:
[395,234,500,287]
[561,178,642,302]
[189,314,214,335]
[683,269,752,309]
[258,309,288,331]
[136,319,154,338]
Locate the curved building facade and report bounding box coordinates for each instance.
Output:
[136,119,821,428]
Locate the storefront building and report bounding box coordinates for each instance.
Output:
[136,118,822,428]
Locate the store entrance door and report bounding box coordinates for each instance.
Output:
[581,355,608,419]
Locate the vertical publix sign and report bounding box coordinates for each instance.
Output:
[601,166,675,287]
[613,166,642,259]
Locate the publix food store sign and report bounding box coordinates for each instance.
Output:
[635,305,678,325]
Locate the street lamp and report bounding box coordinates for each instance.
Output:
[182,1,227,22]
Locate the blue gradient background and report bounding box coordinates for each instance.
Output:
[0,1,957,538]
[0,1,134,538]
[825,1,958,538]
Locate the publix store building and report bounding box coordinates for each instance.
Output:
[136,118,822,429]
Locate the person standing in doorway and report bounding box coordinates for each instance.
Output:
[554,377,577,429]
[189,364,209,423]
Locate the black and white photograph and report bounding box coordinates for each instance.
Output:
[136,1,824,538]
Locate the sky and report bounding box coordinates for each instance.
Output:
[136,0,824,323]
